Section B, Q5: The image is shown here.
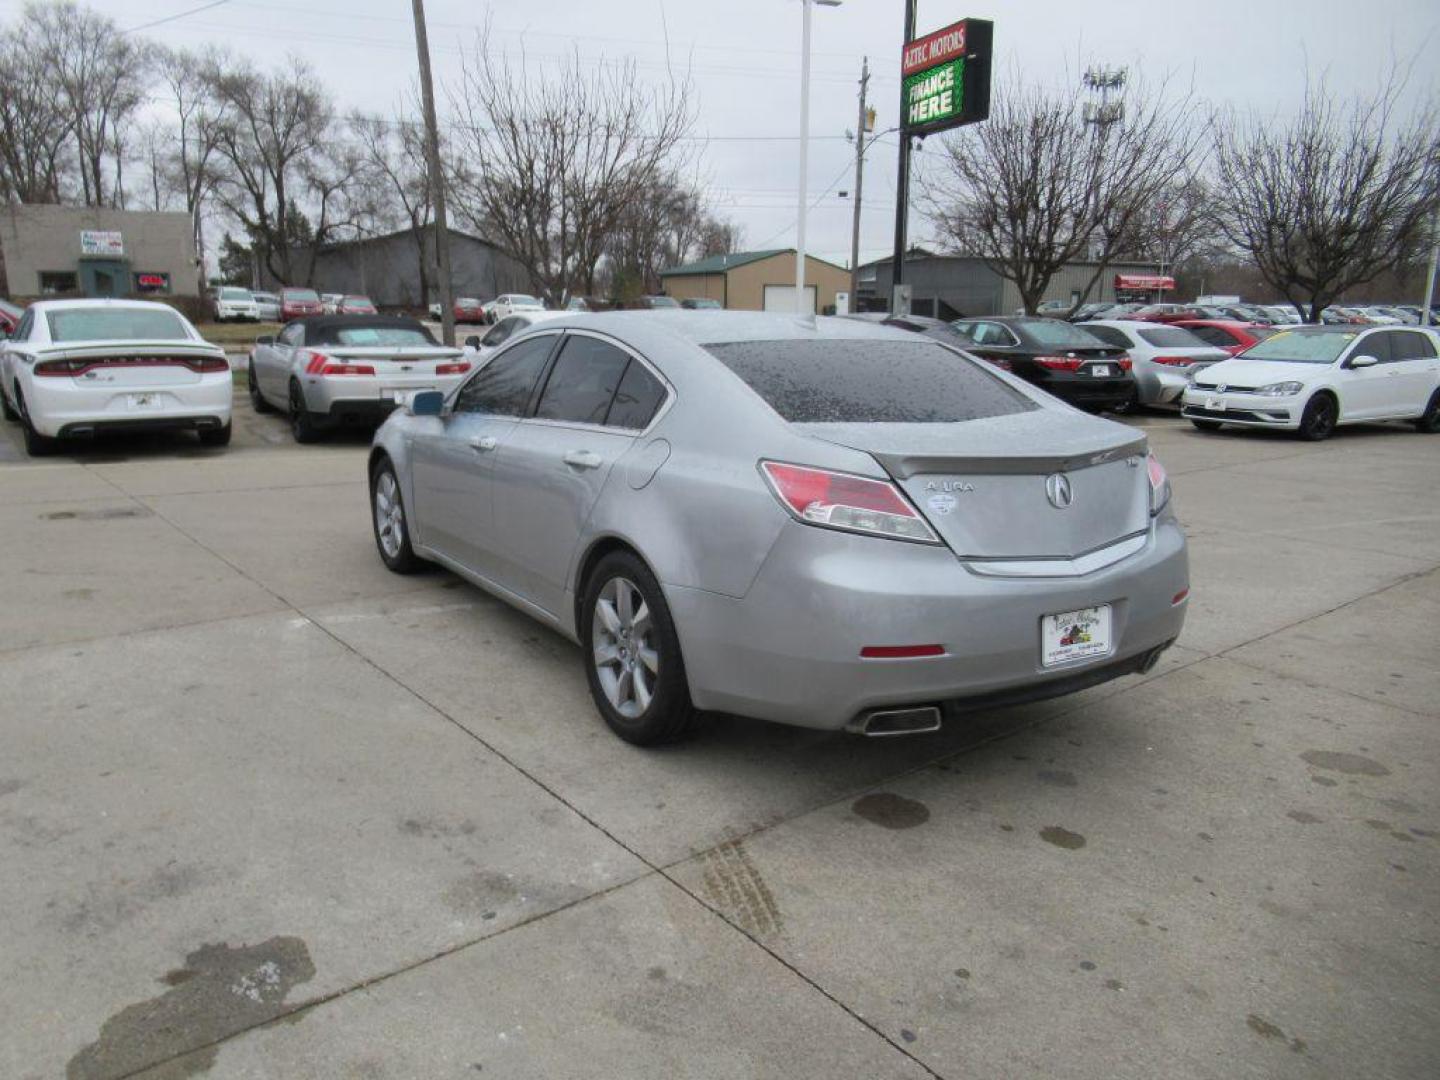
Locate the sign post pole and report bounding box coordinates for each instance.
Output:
[891,0,918,304]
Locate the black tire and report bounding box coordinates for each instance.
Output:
[369,457,425,573]
[1,386,17,421]
[17,390,58,457]
[1190,418,1222,432]
[1298,393,1338,441]
[289,380,323,443]
[1415,389,1440,433]
[581,550,699,746]
[248,363,273,413]
[198,423,232,447]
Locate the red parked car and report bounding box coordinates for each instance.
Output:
[279,287,324,322]
[0,298,23,337]
[1170,319,1278,356]
[338,295,378,315]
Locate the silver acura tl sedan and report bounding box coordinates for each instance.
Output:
[368,313,1189,745]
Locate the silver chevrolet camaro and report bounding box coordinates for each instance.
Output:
[368,313,1189,745]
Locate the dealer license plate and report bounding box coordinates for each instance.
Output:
[128,393,161,408]
[1205,396,1223,411]
[1090,365,1111,377]
[1041,605,1113,667]
[380,387,426,402]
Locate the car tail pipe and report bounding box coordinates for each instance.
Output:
[846,705,943,737]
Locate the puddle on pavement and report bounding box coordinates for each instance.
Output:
[1300,750,1390,777]
[66,936,315,1080]
[851,792,931,830]
[1039,826,1086,850]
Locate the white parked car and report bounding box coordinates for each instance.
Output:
[211,286,259,322]
[0,299,232,455]
[1079,321,1229,406]
[463,311,568,360]
[1182,325,1440,440]
[483,294,544,322]
[251,291,281,321]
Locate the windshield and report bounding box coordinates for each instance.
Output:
[284,289,320,302]
[1239,329,1356,364]
[1138,326,1207,347]
[47,307,191,343]
[220,288,252,301]
[705,338,1036,424]
[509,295,540,306]
[1016,320,1109,349]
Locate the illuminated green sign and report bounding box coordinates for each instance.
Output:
[904,58,964,129]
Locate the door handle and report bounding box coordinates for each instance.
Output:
[469,435,498,451]
[563,449,603,470]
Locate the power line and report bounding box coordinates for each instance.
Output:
[122,0,231,34]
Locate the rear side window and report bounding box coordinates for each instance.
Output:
[455,335,555,416]
[1138,326,1207,347]
[534,336,630,425]
[1185,325,1233,347]
[1391,330,1437,361]
[705,339,1037,424]
[606,360,667,429]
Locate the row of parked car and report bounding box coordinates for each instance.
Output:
[1047,299,1440,328]
[211,286,378,323]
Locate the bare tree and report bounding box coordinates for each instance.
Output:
[26,1,150,208]
[448,33,695,304]
[1211,77,1440,322]
[602,172,740,298]
[921,76,1201,315]
[209,56,334,284]
[0,29,74,203]
[351,108,435,305]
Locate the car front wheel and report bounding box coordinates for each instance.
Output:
[1298,393,1338,441]
[582,551,698,746]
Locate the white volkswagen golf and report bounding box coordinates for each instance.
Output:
[1181,325,1440,440]
[1,299,233,456]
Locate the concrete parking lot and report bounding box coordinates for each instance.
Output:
[1,393,1436,1080]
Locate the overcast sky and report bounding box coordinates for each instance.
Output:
[9,0,1439,266]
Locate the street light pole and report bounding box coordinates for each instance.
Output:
[1421,205,1439,327]
[796,0,841,317]
[411,0,454,347]
[849,56,870,306]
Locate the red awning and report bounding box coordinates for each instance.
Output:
[1115,274,1175,291]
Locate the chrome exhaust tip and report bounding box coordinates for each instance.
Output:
[848,705,943,737]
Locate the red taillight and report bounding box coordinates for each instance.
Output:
[1116,356,1133,371]
[1147,452,1170,515]
[1034,355,1083,372]
[35,355,227,376]
[304,351,373,375]
[1172,587,1190,606]
[759,461,939,544]
[860,644,946,659]
[1151,355,1194,367]
[435,362,471,376]
[981,355,1012,371]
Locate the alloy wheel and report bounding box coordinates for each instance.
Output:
[592,576,658,719]
[374,471,405,559]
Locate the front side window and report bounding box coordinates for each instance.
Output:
[1353,333,1393,365]
[454,335,556,416]
[46,307,191,343]
[534,336,631,425]
[705,338,1037,424]
[482,318,516,347]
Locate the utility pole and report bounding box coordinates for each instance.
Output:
[1421,205,1439,327]
[411,0,454,346]
[849,56,870,305]
[891,0,917,310]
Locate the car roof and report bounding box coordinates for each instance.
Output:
[295,314,428,338]
[530,311,917,349]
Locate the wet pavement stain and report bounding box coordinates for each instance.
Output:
[852,792,931,830]
[1040,826,1086,850]
[1036,769,1078,787]
[1300,750,1390,777]
[1380,797,1418,813]
[42,507,152,522]
[66,936,315,1080]
[1286,811,1323,824]
[699,840,782,937]
[1246,1013,1307,1054]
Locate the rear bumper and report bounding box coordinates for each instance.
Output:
[1034,373,1137,409]
[665,516,1189,731]
[23,374,233,437]
[304,373,468,423]
[1135,367,1192,405]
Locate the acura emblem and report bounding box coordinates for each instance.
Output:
[1045,473,1073,509]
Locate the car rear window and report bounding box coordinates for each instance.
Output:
[704,339,1036,423]
[1138,326,1207,347]
[284,289,320,302]
[47,308,191,342]
[316,326,435,347]
[220,288,252,300]
[1017,320,1109,348]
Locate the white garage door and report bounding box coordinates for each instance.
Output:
[762,285,818,314]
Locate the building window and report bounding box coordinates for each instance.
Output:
[134,272,171,294]
[39,271,78,294]
[859,266,877,282]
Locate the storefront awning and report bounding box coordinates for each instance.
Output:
[1115,274,1174,291]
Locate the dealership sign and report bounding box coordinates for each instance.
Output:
[1115,274,1175,291]
[900,18,993,136]
[80,230,124,256]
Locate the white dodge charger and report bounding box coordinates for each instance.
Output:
[1,299,233,456]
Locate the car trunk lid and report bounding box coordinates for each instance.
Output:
[798,411,1151,560]
[36,341,225,387]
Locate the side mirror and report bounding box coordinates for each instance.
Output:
[464,335,481,349]
[1348,354,1378,368]
[408,389,445,417]
[256,334,275,346]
